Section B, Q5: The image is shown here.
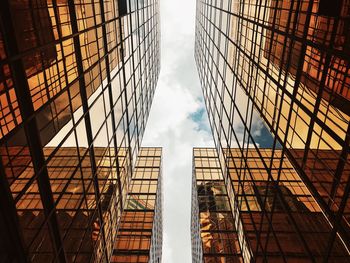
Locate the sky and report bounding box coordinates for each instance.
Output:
[141,0,214,262]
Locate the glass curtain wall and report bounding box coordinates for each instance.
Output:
[113,147,162,263]
[0,0,160,262]
[195,0,350,261]
[192,148,243,263]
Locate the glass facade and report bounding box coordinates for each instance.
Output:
[0,147,162,263]
[195,0,350,261]
[113,147,162,263]
[192,148,243,263]
[192,148,350,262]
[0,0,160,262]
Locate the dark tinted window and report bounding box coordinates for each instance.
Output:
[118,0,128,17]
[318,0,341,17]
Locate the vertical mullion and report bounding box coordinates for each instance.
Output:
[0,2,68,262]
[66,0,108,260]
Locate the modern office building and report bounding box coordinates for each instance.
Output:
[113,147,162,263]
[0,0,161,262]
[195,0,350,261]
[0,146,162,263]
[191,148,242,263]
[192,148,350,262]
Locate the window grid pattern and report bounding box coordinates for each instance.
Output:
[113,147,162,263]
[192,148,243,263]
[195,0,350,261]
[0,0,160,262]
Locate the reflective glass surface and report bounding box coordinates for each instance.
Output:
[195,0,350,260]
[0,0,161,261]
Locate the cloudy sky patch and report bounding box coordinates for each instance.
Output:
[141,0,214,262]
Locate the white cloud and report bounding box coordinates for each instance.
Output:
[141,1,214,262]
[142,67,214,262]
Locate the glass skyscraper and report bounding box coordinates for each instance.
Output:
[0,0,161,262]
[195,0,350,261]
[112,147,162,263]
[192,148,349,262]
[192,148,242,263]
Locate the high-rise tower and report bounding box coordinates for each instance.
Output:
[113,147,163,263]
[195,0,350,261]
[191,148,242,263]
[0,0,161,262]
[191,148,349,262]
